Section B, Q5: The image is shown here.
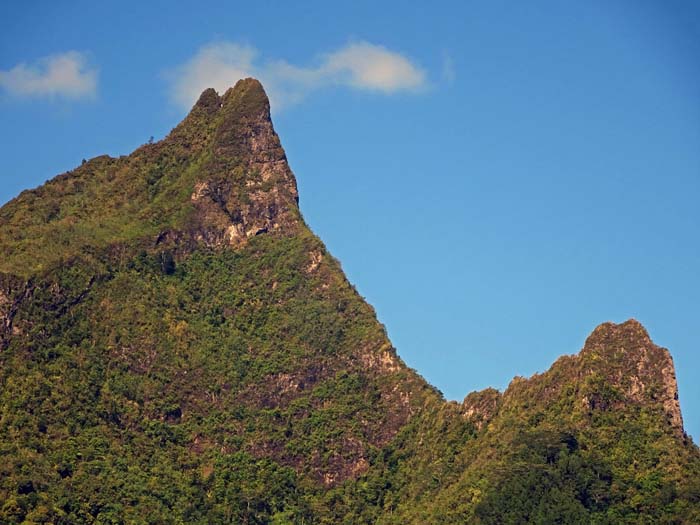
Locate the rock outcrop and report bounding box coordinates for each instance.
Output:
[579,319,683,432]
[187,79,300,248]
[496,319,685,436]
[0,273,28,349]
[462,387,501,431]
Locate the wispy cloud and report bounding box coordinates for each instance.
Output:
[441,52,456,85]
[168,41,427,111]
[0,51,98,100]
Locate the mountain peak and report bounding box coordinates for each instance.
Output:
[222,78,269,113]
[193,87,221,113]
[495,318,685,437]
[584,318,651,349]
[189,78,270,121]
[187,79,299,248]
[580,319,684,432]
[0,79,298,276]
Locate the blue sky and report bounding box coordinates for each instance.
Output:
[1,1,699,440]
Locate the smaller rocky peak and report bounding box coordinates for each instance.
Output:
[164,88,223,152]
[165,80,271,155]
[462,388,502,431]
[580,319,683,434]
[220,78,271,121]
[193,87,222,115]
[212,78,285,167]
[582,318,651,355]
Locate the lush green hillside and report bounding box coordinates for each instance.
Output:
[1,79,698,524]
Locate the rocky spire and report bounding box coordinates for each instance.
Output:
[184,79,301,248]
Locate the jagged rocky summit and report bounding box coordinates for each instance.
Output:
[0,79,698,524]
[462,319,684,436]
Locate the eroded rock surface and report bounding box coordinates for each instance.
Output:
[188,79,300,248]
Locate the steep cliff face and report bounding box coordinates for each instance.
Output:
[578,319,683,431]
[0,273,30,350]
[186,81,300,247]
[0,79,697,524]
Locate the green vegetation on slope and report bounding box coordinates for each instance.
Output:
[0,230,433,524]
[1,78,698,524]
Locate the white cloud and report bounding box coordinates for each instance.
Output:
[168,42,257,109]
[321,42,426,92]
[168,41,427,111]
[0,51,97,100]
